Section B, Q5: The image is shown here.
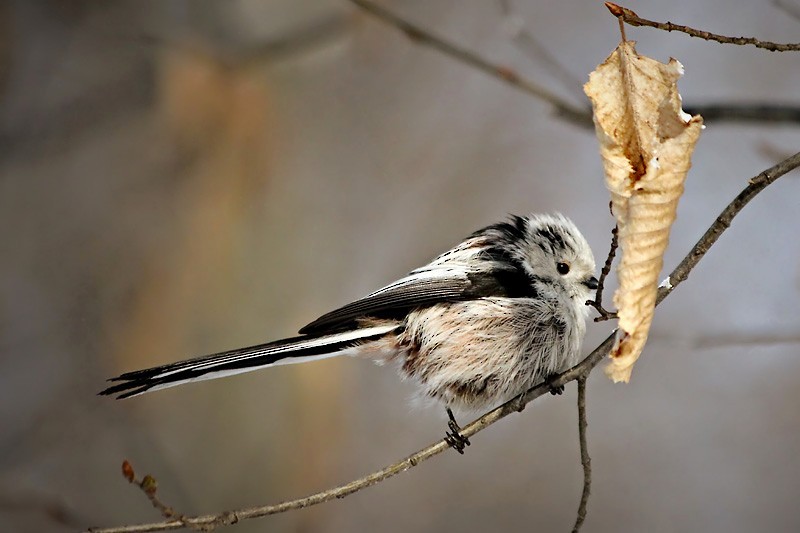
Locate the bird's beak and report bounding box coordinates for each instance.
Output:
[584,276,599,290]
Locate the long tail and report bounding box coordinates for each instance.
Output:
[99,324,398,399]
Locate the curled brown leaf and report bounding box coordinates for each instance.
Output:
[584,41,703,382]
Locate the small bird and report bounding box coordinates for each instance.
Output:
[101,213,597,452]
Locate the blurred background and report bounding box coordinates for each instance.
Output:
[2,1,800,532]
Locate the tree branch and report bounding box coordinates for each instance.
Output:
[586,224,619,321]
[87,152,800,533]
[348,0,593,127]
[119,461,189,526]
[606,2,800,52]
[350,0,800,129]
[571,376,591,533]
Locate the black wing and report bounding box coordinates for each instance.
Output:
[298,265,536,335]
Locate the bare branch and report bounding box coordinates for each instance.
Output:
[606,2,800,51]
[586,224,619,321]
[571,376,591,533]
[119,461,191,527]
[87,152,800,533]
[656,151,800,304]
[348,0,593,127]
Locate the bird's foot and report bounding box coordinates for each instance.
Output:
[545,375,564,395]
[515,390,528,412]
[444,408,470,454]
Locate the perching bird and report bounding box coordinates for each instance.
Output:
[101,213,597,452]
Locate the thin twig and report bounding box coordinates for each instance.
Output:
[692,332,800,350]
[120,461,195,529]
[586,225,618,321]
[606,2,800,52]
[349,0,592,127]
[86,153,800,533]
[571,376,591,533]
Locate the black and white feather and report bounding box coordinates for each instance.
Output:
[101,213,597,411]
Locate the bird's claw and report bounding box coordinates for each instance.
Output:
[545,376,564,395]
[444,408,470,454]
[515,391,527,412]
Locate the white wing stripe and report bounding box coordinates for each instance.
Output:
[140,351,350,397]
[154,324,396,378]
[365,268,470,298]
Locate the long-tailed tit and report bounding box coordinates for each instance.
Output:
[101,213,597,452]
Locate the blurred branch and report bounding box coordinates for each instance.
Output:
[606,2,800,51]
[693,332,800,350]
[86,152,800,533]
[757,141,797,163]
[774,0,800,22]
[495,0,586,100]
[8,0,798,166]
[348,0,593,127]
[146,13,346,69]
[232,13,346,66]
[348,0,800,129]
[683,104,800,124]
[571,376,591,533]
[0,489,85,529]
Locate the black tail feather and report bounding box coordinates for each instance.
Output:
[100,328,395,399]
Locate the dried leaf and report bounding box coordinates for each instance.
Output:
[584,41,703,382]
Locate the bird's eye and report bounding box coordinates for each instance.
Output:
[557,262,570,275]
